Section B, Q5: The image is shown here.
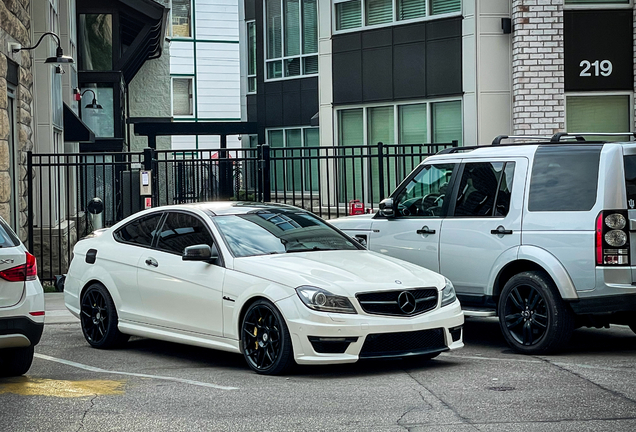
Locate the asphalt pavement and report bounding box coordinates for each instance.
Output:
[1,294,635,431]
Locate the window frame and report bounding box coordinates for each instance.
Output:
[265,126,320,192]
[170,0,193,39]
[247,20,257,93]
[263,0,319,81]
[564,91,634,139]
[171,76,195,117]
[332,0,462,34]
[563,0,632,10]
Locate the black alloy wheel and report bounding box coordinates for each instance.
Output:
[241,300,293,375]
[498,271,574,354]
[80,284,129,349]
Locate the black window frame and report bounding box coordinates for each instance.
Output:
[113,211,165,248]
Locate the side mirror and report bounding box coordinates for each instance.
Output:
[182,244,219,262]
[379,198,395,218]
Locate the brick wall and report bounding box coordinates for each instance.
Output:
[1,0,34,240]
[511,0,565,136]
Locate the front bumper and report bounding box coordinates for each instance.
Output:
[276,296,464,365]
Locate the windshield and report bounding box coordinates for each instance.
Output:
[213,210,360,257]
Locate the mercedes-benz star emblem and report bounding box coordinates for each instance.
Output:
[397,291,417,314]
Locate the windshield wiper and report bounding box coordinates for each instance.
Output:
[286,246,337,253]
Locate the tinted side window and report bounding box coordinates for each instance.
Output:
[114,213,163,247]
[528,145,601,212]
[495,162,516,217]
[454,162,507,217]
[624,155,636,208]
[156,212,213,255]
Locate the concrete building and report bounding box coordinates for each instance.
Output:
[239,0,635,154]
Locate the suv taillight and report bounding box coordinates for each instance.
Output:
[0,252,38,282]
[596,210,630,266]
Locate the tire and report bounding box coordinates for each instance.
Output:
[0,346,35,377]
[241,300,294,375]
[498,271,574,354]
[80,283,130,349]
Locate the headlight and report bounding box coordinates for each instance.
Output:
[296,286,357,314]
[441,278,457,307]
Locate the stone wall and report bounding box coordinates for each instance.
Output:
[511,0,565,136]
[1,0,34,241]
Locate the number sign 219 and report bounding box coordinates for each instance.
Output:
[579,60,612,77]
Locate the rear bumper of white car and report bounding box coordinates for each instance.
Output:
[276,296,464,365]
[0,280,45,349]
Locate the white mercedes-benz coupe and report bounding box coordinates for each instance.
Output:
[64,202,463,374]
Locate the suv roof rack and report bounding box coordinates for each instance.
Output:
[550,132,636,143]
[491,135,551,145]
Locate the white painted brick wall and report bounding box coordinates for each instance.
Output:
[511,0,565,136]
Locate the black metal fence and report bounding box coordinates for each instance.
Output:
[27,141,456,282]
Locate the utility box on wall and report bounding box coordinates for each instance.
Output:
[120,170,143,218]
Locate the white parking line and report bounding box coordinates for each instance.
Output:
[34,353,238,391]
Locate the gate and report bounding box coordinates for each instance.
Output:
[27,141,456,282]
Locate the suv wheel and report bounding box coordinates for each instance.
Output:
[498,271,574,354]
[0,346,35,377]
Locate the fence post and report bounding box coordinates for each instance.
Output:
[260,144,271,202]
[27,151,34,252]
[143,147,156,206]
[377,142,385,201]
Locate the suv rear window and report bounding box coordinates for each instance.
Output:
[528,145,602,212]
[0,218,19,248]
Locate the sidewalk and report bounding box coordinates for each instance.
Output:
[44,292,79,324]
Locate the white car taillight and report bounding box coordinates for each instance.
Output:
[596,211,630,266]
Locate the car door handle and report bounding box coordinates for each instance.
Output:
[491,226,513,235]
[416,226,436,235]
[145,257,158,268]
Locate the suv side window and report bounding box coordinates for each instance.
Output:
[528,145,601,212]
[0,217,19,247]
[114,213,163,247]
[156,212,214,255]
[454,162,515,217]
[394,164,455,217]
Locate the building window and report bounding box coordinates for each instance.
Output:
[565,0,629,4]
[247,21,257,93]
[81,84,115,138]
[78,14,113,70]
[267,127,319,192]
[566,94,631,140]
[172,77,194,116]
[337,100,462,202]
[335,0,460,31]
[172,0,192,38]
[265,0,318,80]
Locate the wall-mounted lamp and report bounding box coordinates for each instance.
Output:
[81,89,103,109]
[11,32,74,64]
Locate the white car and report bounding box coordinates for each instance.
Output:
[64,202,463,374]
[0,216,45,377]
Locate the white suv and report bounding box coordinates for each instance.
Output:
[330,133,636,354]
[0,217,44,376]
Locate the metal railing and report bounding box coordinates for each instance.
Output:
[27,140,456,281]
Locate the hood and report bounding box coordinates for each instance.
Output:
[327,214,374,231]
[232,250,444,297]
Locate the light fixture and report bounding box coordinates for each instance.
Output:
[81,89,103,110]
[11,32,74,64]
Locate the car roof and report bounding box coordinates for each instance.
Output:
[136,201,306,217]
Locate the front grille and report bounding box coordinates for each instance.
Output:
[359,328,446,358]
[356,288,438,316]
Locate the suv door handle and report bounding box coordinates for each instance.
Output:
[416,226,436,235]
[491,226,513,235]
[145,257,158,267]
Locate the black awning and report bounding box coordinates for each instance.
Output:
[63,103,95,143]
[116,0,168,83]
